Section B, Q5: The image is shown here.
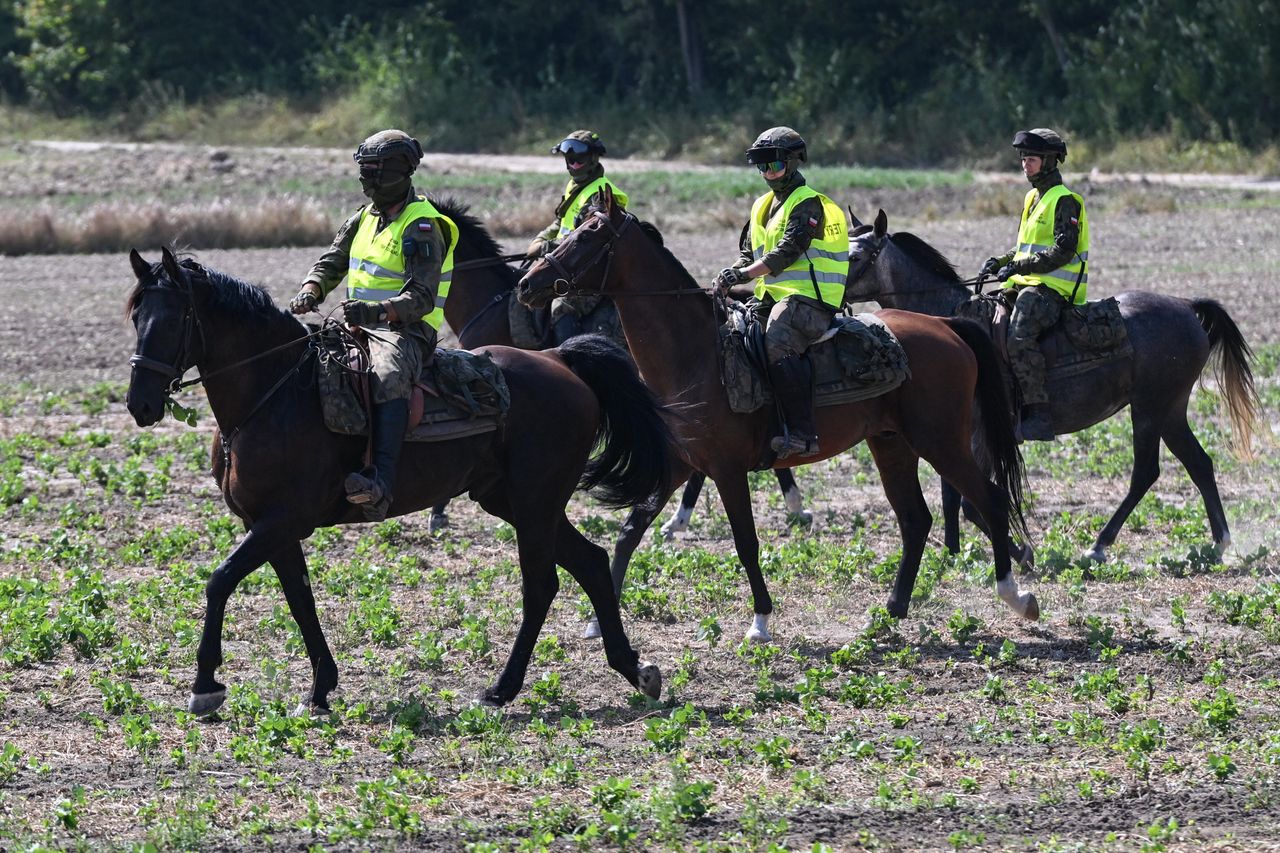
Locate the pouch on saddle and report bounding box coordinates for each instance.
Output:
[720,301,911,414]
[315,326,510,442]
[957,294,1132,380]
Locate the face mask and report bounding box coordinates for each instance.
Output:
[764,164,797,194]
[360,170,411,208]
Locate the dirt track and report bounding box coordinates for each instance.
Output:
[1,145,1279,850]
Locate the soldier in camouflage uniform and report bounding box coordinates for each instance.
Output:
[979,127,1090,442]
[713,127,849,459]
[289,129,454,521]
[525,130,628,345]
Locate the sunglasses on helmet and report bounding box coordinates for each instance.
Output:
[555,139,592,156]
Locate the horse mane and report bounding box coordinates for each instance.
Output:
[429,196,507,259]
[891,231,961,282]
[125,254,285,321]
[636,220,704,291]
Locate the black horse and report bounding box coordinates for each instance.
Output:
[847,209,1261,563]
[126,247,672,715]
[435,198,812,543]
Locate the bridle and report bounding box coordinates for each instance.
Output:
[129,265,318,468]
[536,210,712,299]
[541,209,634,297]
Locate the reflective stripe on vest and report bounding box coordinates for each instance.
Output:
[558,177,629,237]
[1006,184,1089,304]
[749,186,849,307]
[347,197,458,330]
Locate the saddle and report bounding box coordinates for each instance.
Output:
[957,293,1133,384]
[719,301,911,415]
[314,325,510,442]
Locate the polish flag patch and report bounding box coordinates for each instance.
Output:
[807,217,819,227]
[417,222,433,231]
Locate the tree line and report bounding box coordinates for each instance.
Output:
[2,0,1275,162]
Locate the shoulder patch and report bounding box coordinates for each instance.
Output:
[807,216,819,228]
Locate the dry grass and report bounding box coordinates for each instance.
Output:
[0,197,335,255]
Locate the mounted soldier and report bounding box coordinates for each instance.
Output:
[712,126,849,459]
[524,129,629,344]
[289,128,456,521]
[979,127,1089,441]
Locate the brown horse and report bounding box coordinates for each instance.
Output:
[125,247,672,715]
[846,209,1261,563]
[518,191,1038,641]
[435,197,812,546]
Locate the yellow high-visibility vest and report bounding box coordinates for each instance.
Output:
[557,177,629,237]
[347,196,457,330]
[1005,184,1089,304]
[749,186,848,307]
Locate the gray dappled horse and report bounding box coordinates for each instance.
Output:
[846,209,1261,564]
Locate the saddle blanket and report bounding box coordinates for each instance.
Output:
[720,305,911,415]
[316,331,509,442]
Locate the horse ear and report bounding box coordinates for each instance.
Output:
[848,206,864,229]
[873,209,888,239]
[603,183,615,212]
[160,246,183,283]
[129,249,150,281]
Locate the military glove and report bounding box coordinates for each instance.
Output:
[525,237,551,260]
[713,266,750,294]
[289,286,320,315]
[341,299,384,327]
[979,257,1002,279]
[995,264,1017,282]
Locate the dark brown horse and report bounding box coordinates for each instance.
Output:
[846,209,1261,563]
[126,247,672,715]
[518,191,1038,641]
[436,198,812,546]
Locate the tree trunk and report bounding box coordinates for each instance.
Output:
[675,0,703,96]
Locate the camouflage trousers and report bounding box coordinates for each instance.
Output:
[764,295,836,363]
[367,328,434,404]
[1006,285,1066,406]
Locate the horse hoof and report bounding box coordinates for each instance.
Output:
[636,660,662,699]
[429,512,449,534]
[1021,593,1040,622]
[659,519,683,540]
[291,700,331,718]
[786,509,813,529]
[1083,545,1106,564]
[188,689,227,717]
[582,618,602,640]
[745,614,773,644]
[477,691,507,709]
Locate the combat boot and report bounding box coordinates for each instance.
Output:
[767,355,819,460]
[345,398,409,521]
[1018,402,1055,442]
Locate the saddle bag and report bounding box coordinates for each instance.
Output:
[1061,298,1128,351]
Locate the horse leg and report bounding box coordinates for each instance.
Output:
[429,499,450,533]
[584,473,687,639]
[940,479,962,553]
[944,478,1035,568]
[1087,412,1163,563]
[268,541,339,716]
[776,467,812,528]
[1160,410,1230,554]
[867,436,932,619]
[191,520,294,715]
[475,497,560,707]
[554,520,660,699]
[660,472,705,540]
[714,472,774,642]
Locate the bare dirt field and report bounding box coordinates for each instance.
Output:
[1,145,1279,851]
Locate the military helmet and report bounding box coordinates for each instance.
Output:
[551,129,607,157]
[746,126,807,165]
[1011,127,1067,163]
[353,129,424,173]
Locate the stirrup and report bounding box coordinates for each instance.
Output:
[770,434,818,460]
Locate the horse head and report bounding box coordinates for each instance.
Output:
[125,247,209,427]
[517,185,630,309]
[845,208,891,301]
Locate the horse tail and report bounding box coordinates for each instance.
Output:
[556,334,674,509]
[1190,298,1262,459]
[944,317,1029,541]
